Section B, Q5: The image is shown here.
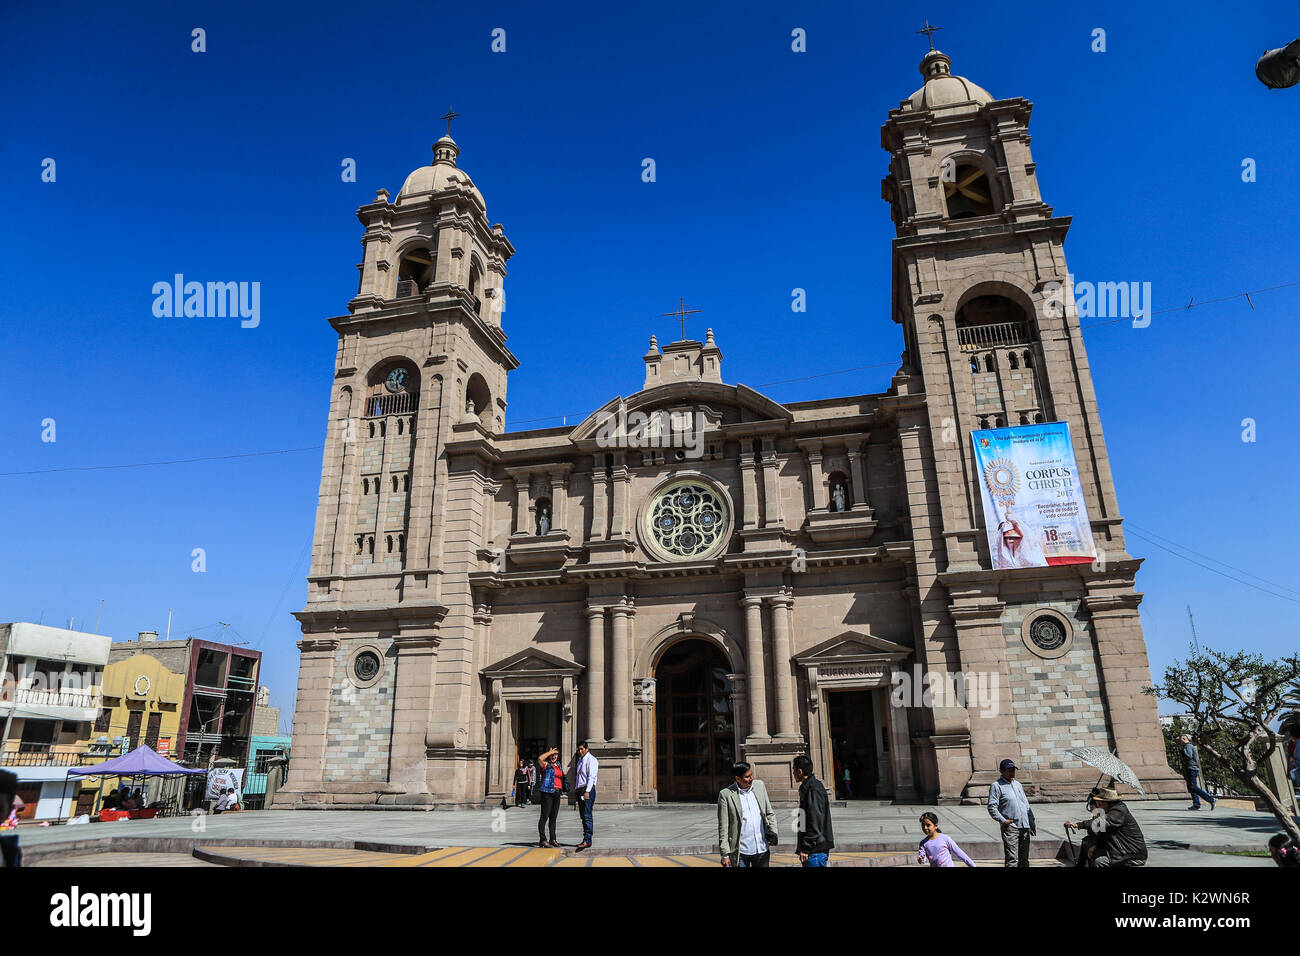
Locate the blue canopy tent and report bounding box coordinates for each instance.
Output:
[64,744,206,819]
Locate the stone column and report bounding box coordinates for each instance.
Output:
[512,471,530,534]
[389,633,441,800]
[760,440,783,527]
[585,606,606,742]
[847,444,869,507]
[739,455,759,528]
[768,591,797,739]
[805,444,827,510]
[589,468,609,541]
[280,637,337,797]
[741,595,768,740]
[610,601,633,740]
[613,457,633,540]
[549,470,567,531]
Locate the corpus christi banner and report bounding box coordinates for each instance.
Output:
[972,422,1096,569]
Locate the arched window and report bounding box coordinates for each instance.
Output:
[943,163,996,219]
[379,420,387,437]
[970,356,979,374]
[355,535,364,555]
[397,418,404,435]
[469,260,483,316]
[827,472,852,513]
[367,535,375,556]
[366,362,419,417]
[984,354,995,372]
[465,373,491,422]
[398,533,405,554]
[368,421,376,438]
[362,478,370,495]
[397,244,435,296]
[386,535,393,554]
[402,474,410,492]
[1034,412,1045,424]
[995,416,1006,428]
[1008,351,1019,370]
[391,475,398,493]
[1023,350,1033,368]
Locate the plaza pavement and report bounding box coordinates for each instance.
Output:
[17,797,1287,867]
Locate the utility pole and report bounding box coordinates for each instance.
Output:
[1187,605,1201,654]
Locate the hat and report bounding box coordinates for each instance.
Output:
[1093,787,1121,802]
[999,758,1017,771]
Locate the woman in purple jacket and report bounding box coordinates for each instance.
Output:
[917,812,976,867]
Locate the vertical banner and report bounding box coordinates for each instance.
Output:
[972,422,1096,569]
[206,768,245,799]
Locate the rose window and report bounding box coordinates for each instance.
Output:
[644,481,729,560]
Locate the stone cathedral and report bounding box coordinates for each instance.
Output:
[279,50,1183,809]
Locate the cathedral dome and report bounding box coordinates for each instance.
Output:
[907,50,993,115]
[397,135,485,207]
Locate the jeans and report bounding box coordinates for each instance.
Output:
[1185,772,1215,808]
[577,790,595,844]
[737,851,770,868]
[1001,825,1031,867]
[802,852,829,867]
[537,791,561,843]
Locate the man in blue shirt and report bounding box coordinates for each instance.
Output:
[987,758,1032,867]
[1178,734,1216,810]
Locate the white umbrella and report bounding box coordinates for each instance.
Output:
[1067,747,1146,794]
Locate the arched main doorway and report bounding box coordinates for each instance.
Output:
[654,639,735,801]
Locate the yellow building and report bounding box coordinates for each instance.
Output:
[73,652,186,812]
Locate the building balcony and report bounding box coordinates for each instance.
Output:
[0,687,102,722]
[956,321,1030,352]
[364,391,419,417]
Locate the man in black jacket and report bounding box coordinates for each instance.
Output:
[792,755,834,867]
[1065,786,1147,867]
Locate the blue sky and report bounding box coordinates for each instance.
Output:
[1,1,1297,721]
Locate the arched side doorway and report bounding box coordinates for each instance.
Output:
[653,639,736,801]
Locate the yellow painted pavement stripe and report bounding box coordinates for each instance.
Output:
[502,847,561,867]
[380,847,473,867]
[627,855,680,867]
[549,857,591,867]
[667,855,716,867]
[467,847,526,867]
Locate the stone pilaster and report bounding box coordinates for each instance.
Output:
[584,605,607,742]
[740,594,768,741]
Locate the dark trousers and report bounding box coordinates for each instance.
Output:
[514,783,530,807]
[537,791,561,843]
[737,851,770,868]
[1184,772,1215,808]
[576,790,595,844]
[0,834,20,868]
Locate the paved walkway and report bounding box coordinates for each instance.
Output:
[17,799,1286,867]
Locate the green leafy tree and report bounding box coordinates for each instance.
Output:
[1149,646,1300,843]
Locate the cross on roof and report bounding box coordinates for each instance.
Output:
[662,296,702,341]
[440,107,460,137]
[916,19,941,50]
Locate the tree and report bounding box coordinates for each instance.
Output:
[1149,646,1300,843]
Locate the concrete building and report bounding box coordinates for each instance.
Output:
[0,622,110,820]
[280,48,1184,808]
[106,634,261,769]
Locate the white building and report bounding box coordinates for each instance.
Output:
[0,622,111,819]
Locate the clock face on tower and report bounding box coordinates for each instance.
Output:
[384,367,409,394]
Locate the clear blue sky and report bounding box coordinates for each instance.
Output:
[2,1,1297,721]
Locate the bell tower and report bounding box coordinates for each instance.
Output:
[283,122,521,807]
[881,44,1183,801]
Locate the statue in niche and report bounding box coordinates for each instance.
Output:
[536,503,551,536]
[830,480,848,513]
[465,397,478,421]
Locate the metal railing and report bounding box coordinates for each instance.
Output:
[365,391,419,417]
[0,748,119,767]
[957,321,1031,352]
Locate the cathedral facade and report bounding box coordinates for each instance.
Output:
[278,51,1183,808]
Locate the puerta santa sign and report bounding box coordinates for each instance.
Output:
[972,422,1096,569]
